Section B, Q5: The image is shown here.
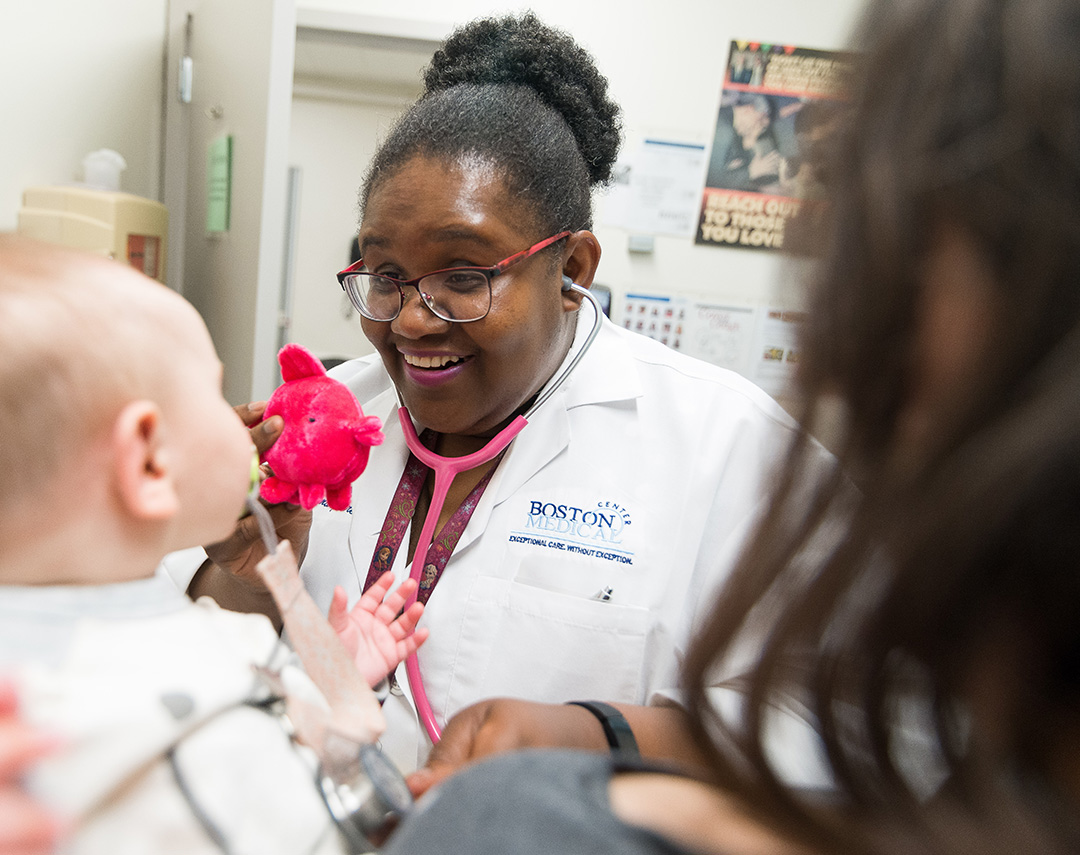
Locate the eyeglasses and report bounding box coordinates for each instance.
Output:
[337,231,571,323]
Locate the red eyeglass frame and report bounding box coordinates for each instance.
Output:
[337,231,572,322]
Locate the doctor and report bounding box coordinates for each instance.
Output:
[192,13,808,779]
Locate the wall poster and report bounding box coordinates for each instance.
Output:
[696,41,854,252]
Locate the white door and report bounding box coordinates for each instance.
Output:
[287,19,440,363]
[162,0,297,404]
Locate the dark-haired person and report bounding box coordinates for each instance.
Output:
[376,0,1080,853]
[188,13,818,780]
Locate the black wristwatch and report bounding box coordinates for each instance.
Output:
[566,700,640,758]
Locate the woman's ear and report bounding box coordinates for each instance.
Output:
[112,400,179,521]
[560,230,602,311]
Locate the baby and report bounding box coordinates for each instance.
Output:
[0,235,424,854]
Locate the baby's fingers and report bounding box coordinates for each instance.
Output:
[399,626,430,658]
[327,586,349,632]
[355,571,395,614]
[381,577,420,616]
[389,601,425,640]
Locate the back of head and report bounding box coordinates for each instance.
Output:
[360,13,622,235]
[682,0,1080,852]
[0,236,178,532]
[801,0,1080,461]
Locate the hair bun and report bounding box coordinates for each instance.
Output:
[423,13,622,186]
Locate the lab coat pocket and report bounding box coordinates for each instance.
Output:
[444,576,650,715]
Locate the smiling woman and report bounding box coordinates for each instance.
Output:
[191,12,824,783]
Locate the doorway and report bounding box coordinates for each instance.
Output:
[286,25,435,363]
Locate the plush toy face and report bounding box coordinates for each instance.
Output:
[260,344,383,511]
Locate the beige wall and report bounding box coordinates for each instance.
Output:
[2,0,868,404]
[286,1,869,369]
[0,0,167,231]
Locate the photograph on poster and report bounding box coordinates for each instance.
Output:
[697,41,853,252]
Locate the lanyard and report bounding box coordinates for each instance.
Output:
[362,291,602,743]
[362,430,504,605]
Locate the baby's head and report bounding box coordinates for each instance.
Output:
[0,235,252,576]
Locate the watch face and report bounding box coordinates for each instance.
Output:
[360,744,413,814]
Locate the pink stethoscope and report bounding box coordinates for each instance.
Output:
[398,282,602,743]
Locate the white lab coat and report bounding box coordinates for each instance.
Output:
[301,315,806,772]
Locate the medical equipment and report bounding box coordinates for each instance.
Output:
[242,496,414,853]
[167,692,411,854]
[398,281,605,743]
[319,739,414,852]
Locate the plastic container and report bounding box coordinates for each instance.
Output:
[82,149,127,191]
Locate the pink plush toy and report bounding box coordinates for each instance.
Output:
[260,343,384,511]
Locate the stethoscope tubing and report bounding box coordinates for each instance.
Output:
[399,411,527,743]
[398,285,604,743]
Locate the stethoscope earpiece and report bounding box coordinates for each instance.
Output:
[561,275,575,291]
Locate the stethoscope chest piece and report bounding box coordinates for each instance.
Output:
[318,743,413,852]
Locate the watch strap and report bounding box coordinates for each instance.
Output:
[567,700,640,758]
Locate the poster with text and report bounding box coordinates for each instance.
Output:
[697,41,854,252]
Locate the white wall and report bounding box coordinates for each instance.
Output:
[2,0,868,383]
[0,0,167,231]
[293,0,868,330]
[287,88,422,362]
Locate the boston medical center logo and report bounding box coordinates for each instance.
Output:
[508,499,634,565]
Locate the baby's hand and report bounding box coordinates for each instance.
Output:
[327,573,428,688]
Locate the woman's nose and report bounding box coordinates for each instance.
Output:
[390,286,451,338]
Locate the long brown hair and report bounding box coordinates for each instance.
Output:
[681,0,1080,851]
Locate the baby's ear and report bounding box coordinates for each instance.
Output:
[112,401,179,520]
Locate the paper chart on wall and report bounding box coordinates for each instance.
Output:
[622,295,759,377]
[602,139,708,238]
[682,303,757,376]
[621,294,805,399]
[621,293,689,351]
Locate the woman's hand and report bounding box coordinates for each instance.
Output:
[327,573,428,689]
[0,682,63,855]
[404,700,705,798]
[404,699,609,797]
[191,402,312,622]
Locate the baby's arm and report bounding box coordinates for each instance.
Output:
[255,542,383,746]
[327,573,428,689]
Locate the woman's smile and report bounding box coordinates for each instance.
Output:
[402,352,466,370]
[400,351,473,387]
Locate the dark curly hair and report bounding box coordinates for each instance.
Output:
[358,13,622,236]
[682,0,1080,852]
